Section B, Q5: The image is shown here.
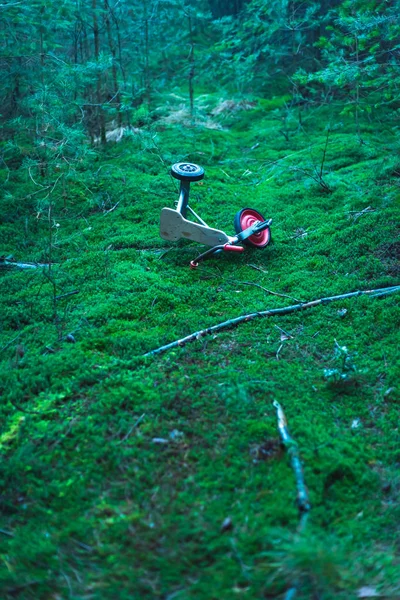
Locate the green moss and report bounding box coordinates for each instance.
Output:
[0,103,399,599]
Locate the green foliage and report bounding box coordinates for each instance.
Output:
[292,0,400,139]
[1,1,400,597]
[0,102,400,598]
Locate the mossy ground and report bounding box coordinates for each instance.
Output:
[0,99,399,599]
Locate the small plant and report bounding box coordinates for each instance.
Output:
[290,126,333,193]
[273,101,300,142]
[323,340,358,384]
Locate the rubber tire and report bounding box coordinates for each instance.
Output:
[171,162,205,182]
[234,207,271,248]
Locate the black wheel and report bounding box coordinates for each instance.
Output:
[171,162,205,182]
[234,207,271,248]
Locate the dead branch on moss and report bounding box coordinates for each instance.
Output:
[144,285,400,357]
[349,206,376,222]
[55,289,80,301]
[119,413,146,443]
[239,281,303,303]
[273,400,310,520]
[0,258,49,270]
[273,400,310,600]
[0,528,14,537]
[247,263,268,274]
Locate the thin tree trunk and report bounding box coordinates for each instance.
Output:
[93,0,106,143]
[73,18,81,103]
[110,3,129,125]
[12,58,21,115]
[144,14,150,110]
[39,6,46,178]
[108,3,126,85]
[83,19,90,60]
[188,13,194,119]
[39,15,44,85]
[354,33,362,144]
[73,22,79,65]
[79,24,84,63]
[105,0,122,126]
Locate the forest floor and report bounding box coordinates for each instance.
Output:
[0,96,399,599]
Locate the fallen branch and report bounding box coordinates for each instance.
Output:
[0,528,14,537]
[273,400,310,600]
[119,413,146,443]
[0,332,24,353]
[0,259,49,270]
[273,400,310,520]
[144,285,400,357]
[55,289,80,301]
[349,206,376,222]
[103,199,121,215]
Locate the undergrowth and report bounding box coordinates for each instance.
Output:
[0,99,399,599]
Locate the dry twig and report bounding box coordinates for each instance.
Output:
[273,400,310,600]
[0,528,14,537]
[119,413,146,443]
[0,259,48,270]
[55,290,80,301]
[349,206,376,222]
[273,400,310,520]
[239,281,303,302]
[247,263,268,274]
[103,200,121,215]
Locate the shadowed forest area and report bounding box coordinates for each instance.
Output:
[0,0,400,598]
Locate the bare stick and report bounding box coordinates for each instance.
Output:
[274,324,293,339]
[103,200,121,215]
[0,528,14,537]
[273,400,310,516]
[119,413,146,443]
[144,285,400,357]
[55,290,80,301]
[0,332,24,353]
[351,206,375,222]
[247,263,268,274]
[273,400,310,600]
[239,281,303,302]
[0,260,49,270]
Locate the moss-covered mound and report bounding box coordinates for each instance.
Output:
[0,103,399,599]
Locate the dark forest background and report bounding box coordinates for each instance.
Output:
[1,0,399,154]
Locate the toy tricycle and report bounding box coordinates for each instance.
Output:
[160,162,272,268]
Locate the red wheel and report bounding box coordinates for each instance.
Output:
[234,208,271,248]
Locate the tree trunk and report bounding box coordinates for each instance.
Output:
[39,6,46,178]
[93,0,106,144]
[105,0,122,127]
[144,15,150,110]
[188,13,194,120]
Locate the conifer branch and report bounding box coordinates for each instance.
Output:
[144,286,400,357]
